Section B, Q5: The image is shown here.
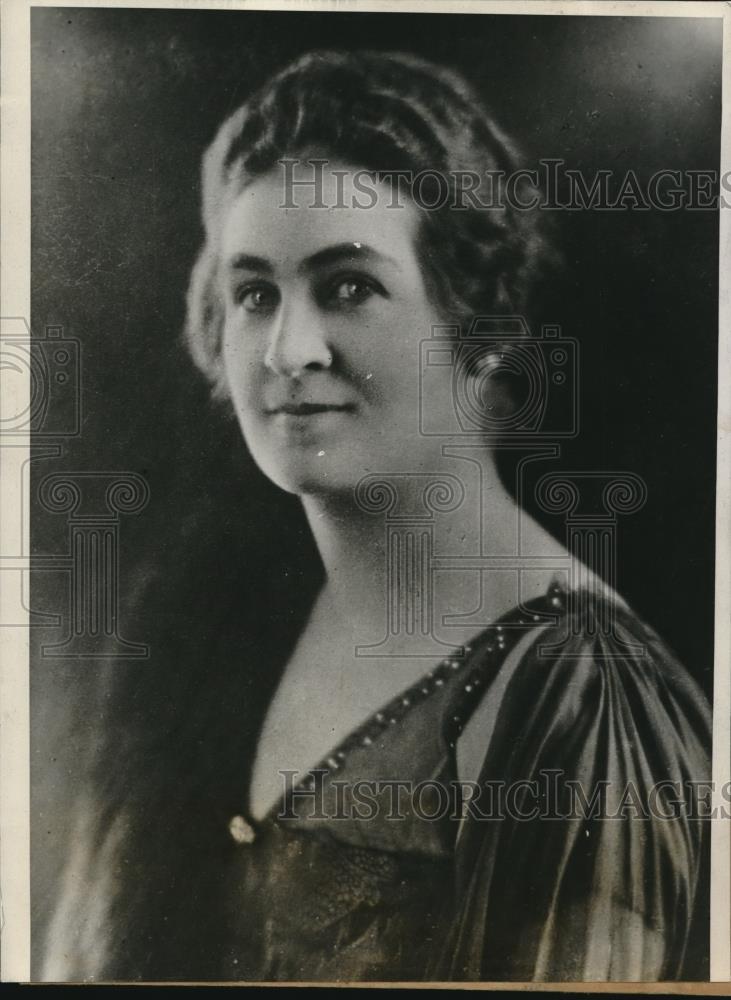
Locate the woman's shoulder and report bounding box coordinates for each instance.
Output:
[455,578,711,790]
[444,579,712,981]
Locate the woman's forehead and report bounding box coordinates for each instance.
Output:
[219,164,422,274]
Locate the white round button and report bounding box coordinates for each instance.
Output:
[228,815,256,845]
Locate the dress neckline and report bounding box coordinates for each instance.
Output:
[238,576,569,834]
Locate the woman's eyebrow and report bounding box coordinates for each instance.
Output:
[228,253,274,274]
[300,243,400,273]
[226,244,400,276]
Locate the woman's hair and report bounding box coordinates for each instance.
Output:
[42,53,560,979]
[184,49,558,400]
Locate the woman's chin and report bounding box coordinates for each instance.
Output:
[256,455,362,499]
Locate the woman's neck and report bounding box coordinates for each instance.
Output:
[299,453,559,653]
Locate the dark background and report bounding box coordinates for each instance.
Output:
[29,6,721,959]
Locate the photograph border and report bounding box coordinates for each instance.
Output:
[1,0,729,987]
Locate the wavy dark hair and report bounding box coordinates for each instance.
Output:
[184,49,558,400]
[40,50,559,981]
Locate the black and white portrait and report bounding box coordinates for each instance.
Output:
[3,0,726,986]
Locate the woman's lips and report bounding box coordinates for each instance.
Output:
[264,403,357,440]
[266,403,355,416]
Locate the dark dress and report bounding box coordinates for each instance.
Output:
[217,579,711,982]
[41,578,711,982]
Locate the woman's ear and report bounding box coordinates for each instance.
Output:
[460,344,524,431]
[184,244,230,400]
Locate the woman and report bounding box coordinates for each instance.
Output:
[41,49,711,983]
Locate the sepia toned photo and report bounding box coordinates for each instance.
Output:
[1,0,729,987]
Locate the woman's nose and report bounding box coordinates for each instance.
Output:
[264,298,333,378]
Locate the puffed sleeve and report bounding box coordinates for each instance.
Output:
[438,596,711,982]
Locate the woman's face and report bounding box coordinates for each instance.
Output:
[219,162,457,496]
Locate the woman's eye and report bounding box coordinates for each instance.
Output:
[328,276,380,307]
[237,285,278,313]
